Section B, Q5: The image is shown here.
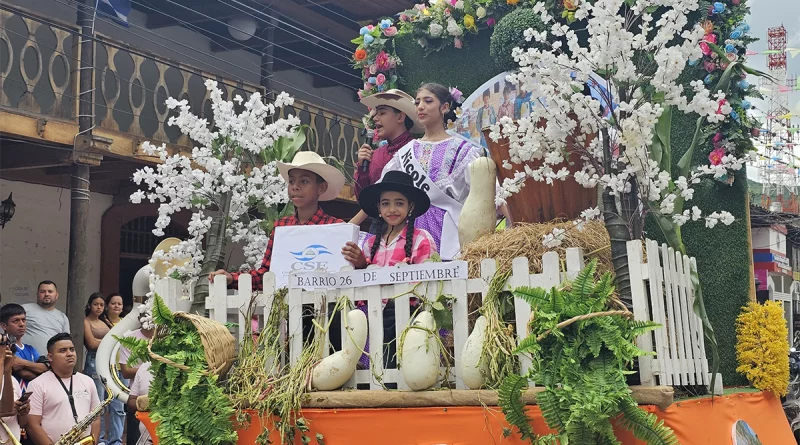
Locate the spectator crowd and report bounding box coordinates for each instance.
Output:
[1,281,153,445]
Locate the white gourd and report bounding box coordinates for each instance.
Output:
[400,311,440,391]
[460,315,489,389]
[310,309,368,390]
[458,156,498,248]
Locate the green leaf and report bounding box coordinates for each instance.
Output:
[650,105,672,174]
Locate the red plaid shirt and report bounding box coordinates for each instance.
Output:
[231,207,343,290]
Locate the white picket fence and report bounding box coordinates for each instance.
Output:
[195,239,713,390]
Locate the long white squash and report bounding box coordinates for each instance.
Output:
[400,311,440,391]
[458,156,498,248]
[460,315,489,389]
[311,309,368,390]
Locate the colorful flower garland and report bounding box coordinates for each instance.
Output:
[351,0,761,175]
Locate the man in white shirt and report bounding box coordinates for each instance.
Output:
[26,333,100,445]
[21,282,70,355]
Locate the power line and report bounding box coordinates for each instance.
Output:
[54,0,359,92]
[214,0,353,57]
[133,0,360,82]
[4,2,361,120]
[221,0,355,55]
[300,0,362,27]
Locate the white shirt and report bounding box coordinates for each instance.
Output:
[0,377,22,443]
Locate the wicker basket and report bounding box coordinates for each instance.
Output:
[148,312,236,377]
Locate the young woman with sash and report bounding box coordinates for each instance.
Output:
[380,83,490,260]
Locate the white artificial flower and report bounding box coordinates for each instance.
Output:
[446,18,463,36]
[491,0,746,240]
[543,227,566,248]
[129,80,295,279]
[429,22,444,37]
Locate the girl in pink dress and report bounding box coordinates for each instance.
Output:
[342,171,437,370]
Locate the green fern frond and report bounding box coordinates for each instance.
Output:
[514,286,550,310]
[615,399,679,445]
[571,259,598,298]
[515,332,542,356]
[593,272,615,298]
[629,320,661,338]
[498,374,537,443]
[536,389,569,432]
[152,293,175,325]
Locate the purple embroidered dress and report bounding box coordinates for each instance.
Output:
[380,136,486,260]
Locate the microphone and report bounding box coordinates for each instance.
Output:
[361,128,376,173]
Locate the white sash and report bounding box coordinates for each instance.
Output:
[396,143,463,260]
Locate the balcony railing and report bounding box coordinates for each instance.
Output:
[0,5,361,175]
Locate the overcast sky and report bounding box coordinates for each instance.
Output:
[745,0,800,119]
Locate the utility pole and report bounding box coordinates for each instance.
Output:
[68,0,108,369]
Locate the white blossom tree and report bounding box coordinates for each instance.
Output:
[130,79,303,310]
[491,0,765,389]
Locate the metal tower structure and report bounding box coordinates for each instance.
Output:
[757,25,799,213]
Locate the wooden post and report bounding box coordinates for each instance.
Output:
[66,0,97,369]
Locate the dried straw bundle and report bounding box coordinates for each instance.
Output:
[460,220,613,278]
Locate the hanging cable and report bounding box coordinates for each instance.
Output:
[302,0,364,27]
[2,3,361,119]
[133,0,360,81]
[220,0,355,55]
[50,0,360,91]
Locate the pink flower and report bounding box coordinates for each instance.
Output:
[369,64,378,74]
[713,132,723,143]
[704,61,716,73]
[376,73,386,85]
[699,42,711,56]
[367,25,374,31]
[358,90,364,99]
[375,51,390,71]
[450,0,458,5]
[383,26,398,37]
[454,37,463,48]
[709,147,725,166]
[399,13,409,22]
[703,33,717,44]
[444,8,451,16]
[486,17,496,27]
[364,82,373,91]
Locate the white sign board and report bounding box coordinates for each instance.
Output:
[271,223,360,288]
[289,260,468,290]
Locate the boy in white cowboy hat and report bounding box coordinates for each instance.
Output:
[351,89,422,226]
[209,151,346,291]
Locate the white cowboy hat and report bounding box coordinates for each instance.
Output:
[361,89,424,134]
[277,151,346,202]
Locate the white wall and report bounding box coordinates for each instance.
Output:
[0,179,114,309]
[9,0,362,117]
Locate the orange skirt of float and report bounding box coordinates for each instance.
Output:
[137,390,793,444]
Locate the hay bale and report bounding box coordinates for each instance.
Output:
[460,220,613,278]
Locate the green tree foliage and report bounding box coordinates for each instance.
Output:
[118,295,237,445]
[499,261,676,445]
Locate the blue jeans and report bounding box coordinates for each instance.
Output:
[84,351,126,445]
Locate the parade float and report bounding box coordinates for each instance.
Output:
[93,0,797,444]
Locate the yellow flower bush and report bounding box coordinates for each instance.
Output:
[735,301,789,396]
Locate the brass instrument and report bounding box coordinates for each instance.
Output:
[0,417,22,445]
[54,378,114,445]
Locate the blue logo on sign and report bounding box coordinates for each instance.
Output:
[290,245,332,262]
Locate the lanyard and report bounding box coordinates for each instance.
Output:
[52,371,79,423]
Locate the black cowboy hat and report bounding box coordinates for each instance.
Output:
[358,171,431,219]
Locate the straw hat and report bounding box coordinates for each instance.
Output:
[277,151,346,201]
[152,237,189,278]
[361,89,424,134]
